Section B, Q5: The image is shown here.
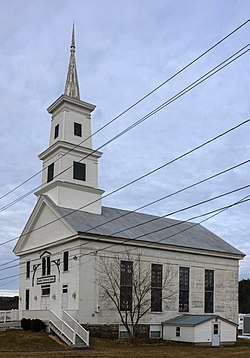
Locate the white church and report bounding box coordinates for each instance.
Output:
[13,28,244,346]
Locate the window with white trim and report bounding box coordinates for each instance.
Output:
[47,163,54,183]
[26,261,30,279]
[179,267,189,312]
[205,269,214,313]
[73,162,86,181]
[151,264,162,312]
[42,256,51,276]
[74,122,82,137]
[149,324,162,339]
[41,285,50,296]
[63,251,69,272]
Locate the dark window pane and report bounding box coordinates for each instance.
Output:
[25,290,29,310]
[42,256,51,276]
[151,288,162,312]
[73,162,86,181]
[74,122,82,137]
[179,267,189,312]
[205,270,214,291]
[205,291,214,313]
[120,286,132,311]
[42,257,46,276]
[179,290,189,312]
[26,261,30,279]
[54,124,59,139]
[63,251,69,272]
[63,284,68,293]
[41,285,50,296]
[120,261,133,311]
[151,264,162,287]
[214,324,219,334]
[120,261,133,286]
[151,264,162,312]
[47,256,51,275]
[47,163,54,183]
[205,269,214,313]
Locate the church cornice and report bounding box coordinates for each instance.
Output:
[47,94,96,116]
[35,179,104,198]
[38,140,103,161]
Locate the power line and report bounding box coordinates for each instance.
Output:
[84,159,250,235]
[80,184,250,246]
[1,193,249,285]
[0,115,249,249]
[76,195,250,261]
[0,18,249,202]
[1,157,248,273]
[0,44,249,214]
[0,160,250,288]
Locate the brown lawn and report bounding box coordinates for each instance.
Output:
[0,331,250,357]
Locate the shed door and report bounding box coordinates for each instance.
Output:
[212,323,220,347]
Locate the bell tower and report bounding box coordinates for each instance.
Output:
[35,25,104,214]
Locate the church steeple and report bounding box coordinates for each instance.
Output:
[36,26,104,214]
[64,24,80,99]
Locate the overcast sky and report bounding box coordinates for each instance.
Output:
[0,0,250,293]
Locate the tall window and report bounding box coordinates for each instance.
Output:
[151,264,162,312]
[74,122,82,137]
[120,260,133,311]
[26,261,30,279]
[179,267,189,312]
[42,256,51,276]
[73,162,86,181]
[205,269,214,313]
[47,163,54,183]
[63,251,69,272]
[54,124,59,139]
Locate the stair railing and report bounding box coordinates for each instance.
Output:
[62,310,89,346]
[49,310,75,344]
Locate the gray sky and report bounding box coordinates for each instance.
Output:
[0,0,250,292]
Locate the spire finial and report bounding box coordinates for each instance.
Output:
[64,23,80,99]
[71,22,75,49]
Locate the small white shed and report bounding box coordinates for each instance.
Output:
[162,314,237,346]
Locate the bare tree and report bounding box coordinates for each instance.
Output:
[97,251,177,340]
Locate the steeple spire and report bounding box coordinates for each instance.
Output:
[64,23,80,99]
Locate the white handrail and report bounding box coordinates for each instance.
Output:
[62,310,89,346]
[50,310,75,344]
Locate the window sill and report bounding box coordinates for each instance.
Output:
[149,311,163,314]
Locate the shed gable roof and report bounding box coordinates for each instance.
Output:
[162,314,237,326]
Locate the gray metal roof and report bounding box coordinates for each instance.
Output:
[162,314,237,326]
[55,204,244,256]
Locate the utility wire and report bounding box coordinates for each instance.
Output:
[1,194,249,284]
[84,159,250,234]
[0,115,249,248]
[0,44,249,214]
[1,156,250,271]
[115,193,250,256]
[0,18,249,202]
[76,195,250,261]
[78,184,250,251]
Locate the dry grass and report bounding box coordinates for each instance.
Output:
[0,331,250,357]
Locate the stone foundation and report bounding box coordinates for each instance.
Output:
[83,323,149,339]
[84,324,118,338]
